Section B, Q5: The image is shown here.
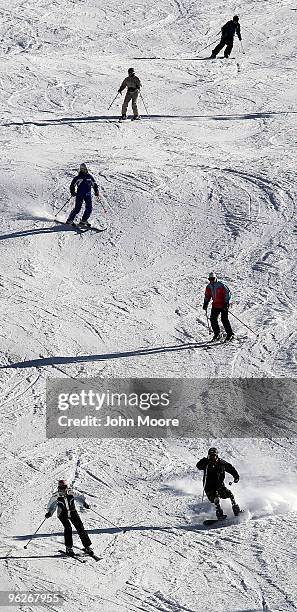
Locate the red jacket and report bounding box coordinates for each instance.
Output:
[203,280,231,309]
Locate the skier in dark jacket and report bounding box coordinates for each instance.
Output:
[45,479,93,556]
[203,271,234,341]
[196,448,241,518]
[118,68,141,121]
[211,15,242,59]
[66,163,99,227]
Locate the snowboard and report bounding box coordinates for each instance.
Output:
[204,515,227,525]
[204,510,246,526]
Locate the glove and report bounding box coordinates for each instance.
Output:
[234,476,239,483]
[118,89,122,94]
[203,304,208,311]
[45,512,51,519]
[84,503,90,509]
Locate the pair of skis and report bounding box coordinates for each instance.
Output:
[119,117,141,123]
[58,549,101,563]
[210,335,234,344]
[53,219,107,233]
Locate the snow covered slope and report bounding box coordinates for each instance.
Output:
[0,0,297,609]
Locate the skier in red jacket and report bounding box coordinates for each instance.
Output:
[203,272,234,341]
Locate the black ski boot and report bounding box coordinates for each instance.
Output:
[65,546,75,557]
[216,505,227,520]
[211,334,221,342]
[225,333,234,342]
[232,503,241,517]
[84,546,94,556]
[79,221,91,228]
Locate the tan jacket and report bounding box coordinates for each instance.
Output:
[119,75,141,93]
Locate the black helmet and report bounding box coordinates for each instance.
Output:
[208,447,218,457]
[128,67,135,75]
[233,15,239,22]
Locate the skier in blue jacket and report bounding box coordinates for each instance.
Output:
[67,163,99,227]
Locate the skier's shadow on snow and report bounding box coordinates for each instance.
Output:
[0,224,78,241]
[2,341,210,369]
[11,523,216,542]
[3,111,295,128]
[0,553,66,560]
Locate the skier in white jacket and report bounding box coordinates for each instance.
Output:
[45,479,93,556]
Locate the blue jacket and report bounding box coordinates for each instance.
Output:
[221,20,241,41]
[70,172,99,197]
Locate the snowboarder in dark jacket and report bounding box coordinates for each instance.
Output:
[66,163,99,227]
[45,479,93,556]
[211,15,242,59]
[196,448,241,518]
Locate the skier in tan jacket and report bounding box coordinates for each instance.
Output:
[118,68,141,121]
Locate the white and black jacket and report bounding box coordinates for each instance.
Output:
[47,489,89,517]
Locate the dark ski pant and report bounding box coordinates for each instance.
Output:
[206,485,235,509]
[67,194,92,223]
[58,511,92,548]
[212,36,234,58]
[210,306,233,337]
[122,90,139,117]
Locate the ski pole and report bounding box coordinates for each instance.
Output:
[24,518,47,549]
[240,40,245,54]
[54,196,72,219]
[140,93,149,115]
[96,194,107,214]
[99,198,107,214]
[205,311,212,335]
[107,93,119,111]
[202,464,208,502]
[229,311,259,337]
[196,38,219,55]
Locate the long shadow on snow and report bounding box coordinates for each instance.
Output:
[0,554,67,560]
[12,523,221,541]
[1,342,208,369]
[3,111,296,128]
[0,224,78,241]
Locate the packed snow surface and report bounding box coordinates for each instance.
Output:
[0,0,297,610]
